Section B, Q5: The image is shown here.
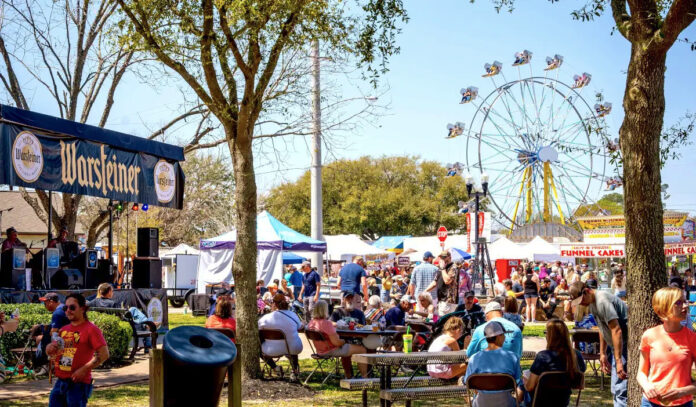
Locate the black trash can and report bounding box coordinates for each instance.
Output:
[163,326,237,406]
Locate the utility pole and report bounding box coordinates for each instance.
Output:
[310,40,324,273]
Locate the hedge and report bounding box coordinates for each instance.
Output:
[0,305,132,363]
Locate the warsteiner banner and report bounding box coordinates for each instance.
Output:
[0,123,184,209]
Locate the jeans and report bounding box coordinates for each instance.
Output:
[293,286,302,301]
[641,397,693,407]
[137,323,152,348]
[608,344,628,407]
[302,297,316,323]
[48,378,93,407]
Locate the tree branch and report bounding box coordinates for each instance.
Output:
[653,0,696,52]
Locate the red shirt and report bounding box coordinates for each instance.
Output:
[205,315,237,342]
[54,321,107,383]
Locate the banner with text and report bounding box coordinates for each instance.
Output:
[559,242,696,258]
[466,212,492,252]
[0,123,184,208]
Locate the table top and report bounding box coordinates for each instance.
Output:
[336,329,401,337]
[353,350,468,365]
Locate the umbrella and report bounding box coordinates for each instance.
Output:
[450,247,472,262]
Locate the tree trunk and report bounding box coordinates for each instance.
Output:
[228,128,261,378]
[621,43,668,407]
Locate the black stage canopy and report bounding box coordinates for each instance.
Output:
[0,105,185,209]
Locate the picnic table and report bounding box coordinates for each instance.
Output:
[353,351,468,407]
[337,329,401,351]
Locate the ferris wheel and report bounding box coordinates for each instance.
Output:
[447,51,617,230]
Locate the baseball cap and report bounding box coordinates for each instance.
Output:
[354,256,364,263]
[401,295,416,304]
[423,251,434,259]
[569,281,587,307]
[39,292,60,302]
[484,301,502,315]
[484,321,510,338]
[464,290,476,298]
[301,260,311,267]
[439,250,450,258]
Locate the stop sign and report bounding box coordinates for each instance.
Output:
[437,226,448,242]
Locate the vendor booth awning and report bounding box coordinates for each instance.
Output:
[196,211,325,292]
[282,252,307,265]
[0,105,185,208]
[372,236,410,252]
[324,234,390,262]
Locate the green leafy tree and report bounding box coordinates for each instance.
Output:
[264,156,470,239]
[115,0,407,377]
[480,0,695,402]
[574,193,625,217]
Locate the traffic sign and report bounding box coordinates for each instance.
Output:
[437,226,448,242]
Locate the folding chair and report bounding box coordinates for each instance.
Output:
[304,329,342,385]
[530,371,585,407]
[210,327,236,341]
[571,330,603,390]
[258,328,295,379]
[466,373,519,407]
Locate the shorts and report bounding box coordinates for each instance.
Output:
[438,302,456,316]
[524,294,538,299]
[322,343,352,357]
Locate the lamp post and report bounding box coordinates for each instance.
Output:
[465,173,493,296]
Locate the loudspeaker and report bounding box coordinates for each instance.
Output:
[137,228,159,258]
[50,269,84,289]
[132,258,162,289]
[85,259,113,289]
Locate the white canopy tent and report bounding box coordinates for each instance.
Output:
[196,211,326,293]
[324,234,391,262]
[488,236,529,261]
[160,243,200,257]
[402,235,471,262]
[523,236,560,256]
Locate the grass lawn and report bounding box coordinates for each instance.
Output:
[167,312,207,330]
[3,358,613,407]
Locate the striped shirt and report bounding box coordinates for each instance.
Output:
[410,262,439,299]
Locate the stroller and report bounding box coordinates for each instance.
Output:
[420,309,485,351]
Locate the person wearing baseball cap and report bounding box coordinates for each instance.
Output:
[330,292,366,325]
[298,260,321,323]
[424,250,458,315]
[464,320,524,406]
[466,300,522,359]
[30,293,69,375]
[1,226,26,253]
[569,281,628,406]
[407,250,439,304]
[454,290,485,328]
[384,295,415,327]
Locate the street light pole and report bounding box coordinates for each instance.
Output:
[310,40,324,272]
[466,173,492,296]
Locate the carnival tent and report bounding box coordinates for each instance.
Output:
[372,236,411,253]
[324,234,390,262]
[160,243,200,256]
[282,252,307,265]
[402,235,471,262]
[523,236,560,256]
[196,211,326,292]
[488,236,529,261]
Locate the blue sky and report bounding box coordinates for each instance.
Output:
[16,0,696,215]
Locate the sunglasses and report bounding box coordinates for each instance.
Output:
[63,304,80,312]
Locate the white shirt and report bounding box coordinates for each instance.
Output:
[258,310,304,356]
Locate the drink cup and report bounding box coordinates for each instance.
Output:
[349,321,355,330]
[403,334,413,353]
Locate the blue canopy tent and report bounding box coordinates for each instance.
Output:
[197,211,326,292]
[372,236,411,253]
[0,104,185,289]
[282,252,307,265]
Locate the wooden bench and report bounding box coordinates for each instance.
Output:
[91,307,157,360]
[340,376,456,407]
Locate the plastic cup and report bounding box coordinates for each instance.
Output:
[403,334,413,353]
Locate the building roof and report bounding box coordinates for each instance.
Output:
[0,190,85,236]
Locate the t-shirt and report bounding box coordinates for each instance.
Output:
[258,310,303,356]
[51,304,70,331]
[435,265,458,304]
[640,325,696,406]
[465,348,522,402]
[384,306,406,327]
[307,318,338,354]
[453,303,485,328]
[302,271,321,298]
[330,307,366,325]
[410,262,439,298]
[589,290,628,346]
[55,321,107,384]
[466,317,523,359]
[289,271,303,288]
[529,349,586,406]
[427,334,455,378]
[87,298,116,308]
[205,315,236,342]
[339,263,366,294]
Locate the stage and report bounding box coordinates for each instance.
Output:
[0,288,169,330]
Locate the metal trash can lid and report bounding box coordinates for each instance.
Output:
[164,326,237,367]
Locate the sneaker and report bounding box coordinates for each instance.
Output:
[34,366,49,377]
[289,372,298,382]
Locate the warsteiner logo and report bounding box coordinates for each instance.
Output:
[154,160,176,203]
[12,131,43,183]
[147,298,163,328]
